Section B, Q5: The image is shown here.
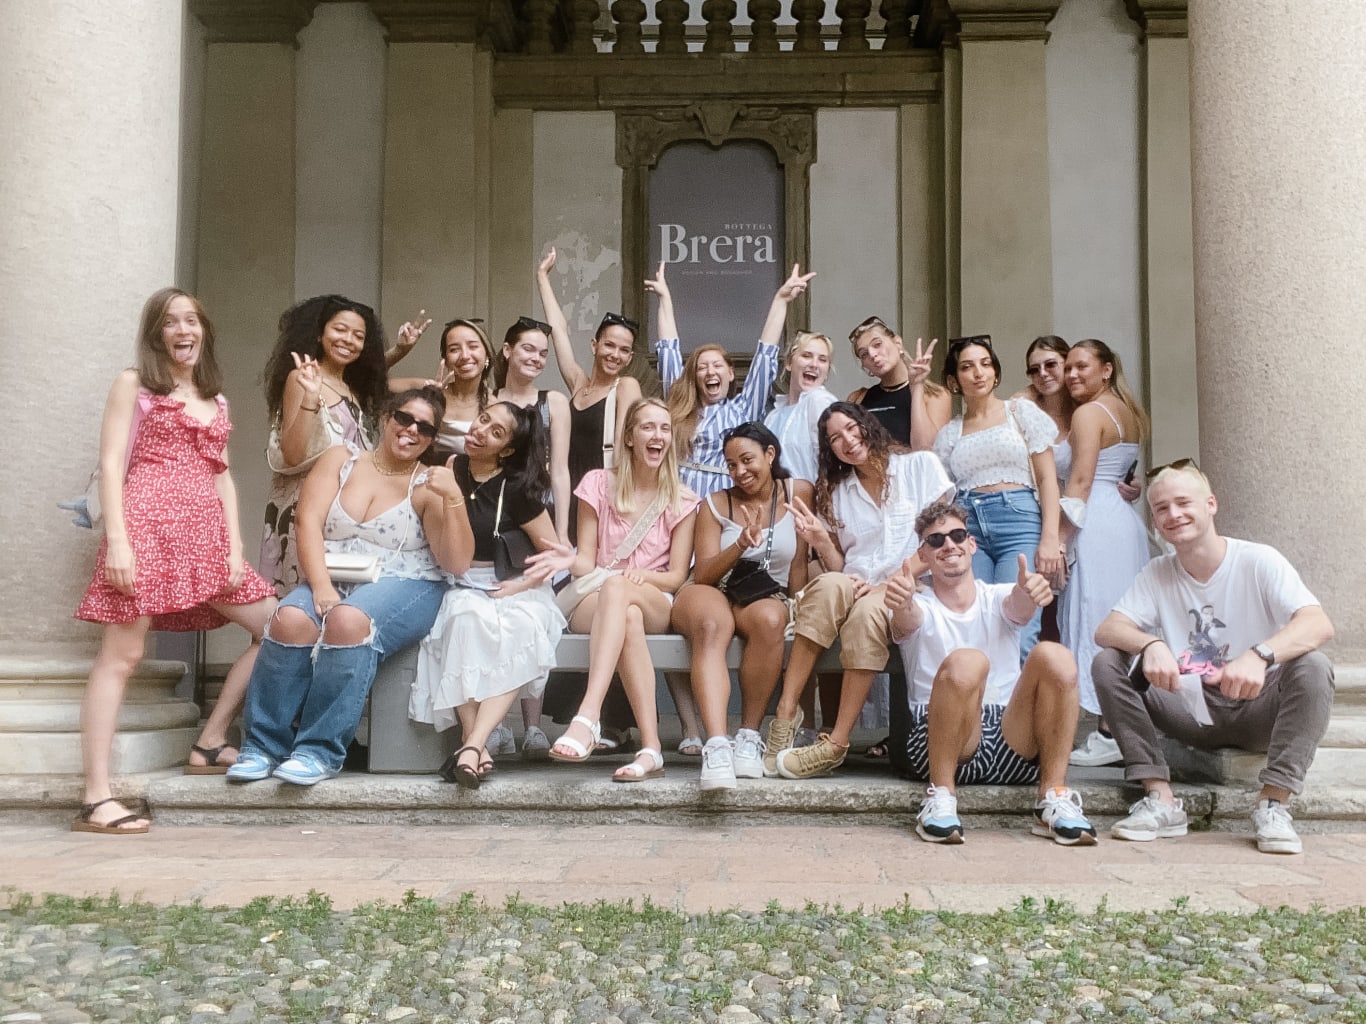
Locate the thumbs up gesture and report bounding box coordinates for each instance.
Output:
[1015,553,1054,609]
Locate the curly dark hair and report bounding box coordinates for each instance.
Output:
[262,295,389,422]
[813,402,905,529]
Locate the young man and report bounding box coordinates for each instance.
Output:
[885,499,1096,846]
[1094,461,1335,855]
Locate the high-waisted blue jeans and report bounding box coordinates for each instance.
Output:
[240,576,446,771]
[958,488,1042,661]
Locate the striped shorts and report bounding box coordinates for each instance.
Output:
[894,703,1040,786]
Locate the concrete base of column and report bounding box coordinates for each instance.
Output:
[0,657,197,775]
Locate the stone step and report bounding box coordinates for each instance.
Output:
[1335,664,1366,706]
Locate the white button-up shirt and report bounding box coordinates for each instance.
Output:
[833,451,954,586]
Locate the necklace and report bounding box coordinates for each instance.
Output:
[372,451,415,477]
[879,376,910,392]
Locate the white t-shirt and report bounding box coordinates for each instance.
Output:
[933,398,1056,491]
[765,386,837,485]
[1112,538,1320,682]
[833,451,954,586]
[896,580,1023,705]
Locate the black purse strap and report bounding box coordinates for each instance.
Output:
[757,481,780,570]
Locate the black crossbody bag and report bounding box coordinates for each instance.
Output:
[721,482,785,607]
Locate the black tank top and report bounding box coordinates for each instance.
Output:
[859,382,911,443]
[567,393,610,538]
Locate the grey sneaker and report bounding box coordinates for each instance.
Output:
[487,723,517,757]
[794,727,820,748]
[1252,799,1302,854]
[761,709,803,778]
[732,728,765,779]
[1111,793,1188,842]
[776,734,848,779]
[1069,730,1122,767]
[699,739,737,792]
[521,725,551,761]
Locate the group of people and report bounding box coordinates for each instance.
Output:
[71,264,1336,857]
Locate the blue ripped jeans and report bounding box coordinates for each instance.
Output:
[240,576,446,771]
[959,488,1042,662]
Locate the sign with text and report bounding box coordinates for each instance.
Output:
[648,140,785,352]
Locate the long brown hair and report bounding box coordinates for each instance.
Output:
[813,402,905,529]
[136,287,222,398]
[1072,339,1150,442]
[665,343,734,460]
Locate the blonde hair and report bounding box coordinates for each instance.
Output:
[665,343,732,460]
[1072,339,1150,442]
[850,317,947,400]
[777,330,834,393]
[612,397,685,516]
[1148,462,1212,500]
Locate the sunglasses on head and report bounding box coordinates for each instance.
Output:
[950,334,992,350]
[1026,357,1062,377]
[515,315,552,335]
[391,408,439,440]
[849,315,890,342]
[599,312,638,333]
[1145,457,1199,481]
[921,527,970,549]
[443,317,485,331]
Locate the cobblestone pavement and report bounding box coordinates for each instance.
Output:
[5,823,1366,913]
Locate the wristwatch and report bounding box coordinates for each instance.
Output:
[1252,642,1275,667]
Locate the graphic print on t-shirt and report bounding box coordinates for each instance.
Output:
[1180,603,1229,679]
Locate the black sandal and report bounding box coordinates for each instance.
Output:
[439,745,483,790]
[72,797,151,835]
[184,743,233,775]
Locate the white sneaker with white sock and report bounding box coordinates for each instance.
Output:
[699,737,737,791]
[1252,799,1302,854]
[732,728,765,779]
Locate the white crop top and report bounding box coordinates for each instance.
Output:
[705,483,799,589]
[933,399,1057,492]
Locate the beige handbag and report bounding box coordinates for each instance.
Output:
[554,489,668,618]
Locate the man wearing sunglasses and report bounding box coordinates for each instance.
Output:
[1094,460,1335,855]
[884,499,1096,846]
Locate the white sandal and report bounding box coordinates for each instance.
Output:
[548,716,601,763]
[613,747,665,783]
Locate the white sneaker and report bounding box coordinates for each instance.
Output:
[1252,799,1303,854]
[487,723,517,757]
[1069,730,1122,767]
[915,784,964,844]
[1111,792,1188,842]
[732,728,765,779]
[699,738,737,791]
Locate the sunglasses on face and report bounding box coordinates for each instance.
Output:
[1026,358,1062,377]
[921,528,970,549]
[849,315,890,342]
[516,315,552,335]
[599,312,638,333]
[1145,457,1198,481]
[391,409,439,440]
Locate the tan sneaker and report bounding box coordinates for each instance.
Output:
[761,708,803,778]
[776,733,848,779]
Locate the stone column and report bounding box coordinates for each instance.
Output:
[1128,0,1197,466]
[0,0,197,773]
[945,0,1060,360]
[1188,2,1366,663]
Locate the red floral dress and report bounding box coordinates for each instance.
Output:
[76,393,274,631]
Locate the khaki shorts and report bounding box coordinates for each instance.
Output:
[791,573,892,671]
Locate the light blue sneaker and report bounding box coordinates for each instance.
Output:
[225,751,276,783]
[272,753,339,786]
[916,784,964,844]
[1032,787,1098,846]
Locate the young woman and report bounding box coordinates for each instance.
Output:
[261,296,392,594]
[933,335,1063,658]
[848,316,950,451]
[671,423,812,790]
[1017,336,1074,439]
[1056,339,1151,718]
[227,387,474,786]
[410,402,565,785]
[535,398,700,782]
[765,403,954,779]
[490,316,574,757]
[537,248,643,536]
[649,262,810,498]
[764,331,838,485]
[74,288,277,833]
[392,318,496,459]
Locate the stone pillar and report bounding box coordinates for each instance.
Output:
[0,0,198,773]
[192,3,312,668]
[1128,0,1197,466]
[1188,2,1366,663]
[945,0,1059,360]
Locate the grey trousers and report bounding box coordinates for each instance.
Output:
[1092,647,1335,795]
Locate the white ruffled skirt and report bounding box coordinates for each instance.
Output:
[410,568,567,732]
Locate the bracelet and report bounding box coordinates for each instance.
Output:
[300,403,320,412]
[443,497,466,509]
[1137,638,1164,658]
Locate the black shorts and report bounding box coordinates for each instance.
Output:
[893,703,1040,786]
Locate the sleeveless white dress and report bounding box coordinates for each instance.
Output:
[1054,405,1150,713]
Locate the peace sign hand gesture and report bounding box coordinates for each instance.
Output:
[290,351,324,402]
[736,501,765,550]
[907,337,938,387]
[784,494,827,549]
[776,263,817,303]
[395,309,431,356]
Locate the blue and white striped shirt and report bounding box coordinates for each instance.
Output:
[657,337,780,497]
